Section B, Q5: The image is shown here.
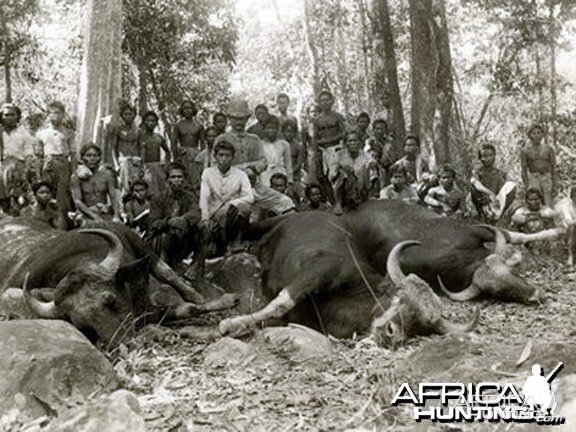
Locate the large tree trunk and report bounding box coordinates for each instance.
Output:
[3,51,12,103]
[302,0,321,98]
[408,0,455,166]
[372,0,405,159]
[76,0,122,162]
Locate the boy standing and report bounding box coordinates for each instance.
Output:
[355,112,371,146]
[276,93,298,132]
[260,115,293,187]
[313,91,347,202]
[424,165,466,217]
[140,111,171,197]
[200,140,254,253]
[111,104,141,197]
[380,165,419,204]
[520,124,556,205]
[247,104,270,140]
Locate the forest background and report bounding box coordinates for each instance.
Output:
[1,0,576,190]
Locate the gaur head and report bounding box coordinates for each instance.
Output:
[23,229,149,346]
[438,226,542,304]
[372,241,479,349]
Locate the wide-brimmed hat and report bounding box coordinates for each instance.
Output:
[227,99,251,118]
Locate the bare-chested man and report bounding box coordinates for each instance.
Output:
[520,124,556,205]
[313,91,347,203]
[70,144,121,225]
[172,100,205,189]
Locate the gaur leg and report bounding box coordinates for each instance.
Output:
[219,288,296,335]
[169,293,239,319]
[218,259,345,336]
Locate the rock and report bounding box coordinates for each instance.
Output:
[259,324,333,361]
[553,374,576,431]
[0,320,119,419]
[0,288,35,319]
[205,253,267,313]
[204,337,253,367]
[45,390,145,432]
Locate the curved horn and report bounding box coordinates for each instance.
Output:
[23,273,61,319]
[436,306,480,334]
[437,276,481,302]
[387,241,421,286]
[477,224,506,255]
[78,228,124,278]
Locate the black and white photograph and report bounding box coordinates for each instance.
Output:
[1,0,576,430]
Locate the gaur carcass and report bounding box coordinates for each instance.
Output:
[219,211,478,347]
[0,218,235,345]
[343,200,552,303]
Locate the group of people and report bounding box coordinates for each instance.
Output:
[0,91,570,279]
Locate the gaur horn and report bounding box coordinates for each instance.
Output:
[437,276,481,302]
[436,306,480,334]
[78,229,124,278]
[387,241,421,286]
[477,224,506,255]
[23,273,61,319]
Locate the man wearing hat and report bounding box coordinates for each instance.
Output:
[214,98,295,219]
[0,103,36,214]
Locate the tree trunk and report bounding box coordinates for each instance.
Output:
[548,2,557,147]
[137,61,148,115]
[334,0,349,113]
[408,0,455,166]
[3,51,12,103]
[431,0,453,166]
[302,0,321,98]
[76,0,123,162]
[373,0,405,159]
[357,0,372,112]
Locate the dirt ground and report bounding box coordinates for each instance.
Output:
[108,248,576,432]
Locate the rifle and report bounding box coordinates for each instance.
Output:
[545,362,564,383]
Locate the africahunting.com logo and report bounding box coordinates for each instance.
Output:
[391,362,565,425]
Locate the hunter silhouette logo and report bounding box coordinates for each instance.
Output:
[391,361,566,425]
[522,362,563,415]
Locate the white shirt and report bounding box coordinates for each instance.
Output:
[200,166,254,220]
[261,139,293,186]
[36,124,75,157]
[2,125,34,161]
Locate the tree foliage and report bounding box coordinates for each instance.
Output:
[123,0,238,119]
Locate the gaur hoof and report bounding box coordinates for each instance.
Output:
[218,293,240,309]
[219,318,234,335]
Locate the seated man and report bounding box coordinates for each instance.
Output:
[270,172,299,206]
[380,164,419,204]
[391,134,436,200]
[200,140,254,253]
[148,162,209,277]
[470,144,516,222]
[213,98,295,218]
[511,187,555,234]
[21,180,66,229]
[328,130,373,215]
[70,144,121,226]
[299,183,331,211]
[424,165,466,217]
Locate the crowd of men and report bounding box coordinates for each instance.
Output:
[1,91,574,280]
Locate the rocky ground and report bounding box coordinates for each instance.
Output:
[119,249,576,431]
[3,249,575,432]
